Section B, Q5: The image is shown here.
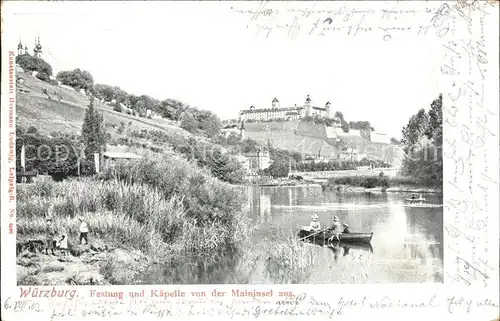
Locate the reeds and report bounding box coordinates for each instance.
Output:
[17,154,251,263]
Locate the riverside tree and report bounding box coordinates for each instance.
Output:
[400,94,442,187]
[81,97,107,170]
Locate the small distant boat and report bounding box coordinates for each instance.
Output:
[298,229,373,244]
[405,198,426,204]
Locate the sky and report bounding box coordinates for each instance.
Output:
[5,1,443,139]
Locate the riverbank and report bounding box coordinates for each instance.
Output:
[243,176,317,187]
[323,184,442,194]
[322,176,442,194]
[17,155,251,285]
[17,240,156,285]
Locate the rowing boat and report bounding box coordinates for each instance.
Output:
[405,198,426,204]
[298,229,373,244]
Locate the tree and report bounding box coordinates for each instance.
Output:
[81,97,107,168]
[56,69,94,91]
[208,149,245,183]
[390,137,401,145]
[334,111,349,133]
[427,94,443,146]
[180,113,198,133]
[195,109,221,137]
[241,138,260,153]
[36,71,49,82]
[400,94,442,187]
[159,98,187,120]
[401,108,429,147]
[265,159,289,178]
[16,54,53,76]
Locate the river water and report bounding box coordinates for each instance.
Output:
[143,185,443,284]
[243,185,443,284]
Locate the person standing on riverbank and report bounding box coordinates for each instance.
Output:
[79,216,89,245]
[58,231,69,256]
[45,217,57,255]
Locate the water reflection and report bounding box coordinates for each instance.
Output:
[245,185,443,284]
[142,186,443,284]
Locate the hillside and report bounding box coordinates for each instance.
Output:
[244,120,403,164]
[16,74,191,138]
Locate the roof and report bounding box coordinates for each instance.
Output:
[272,97,279,102]
[371,132,391,144]
[103,151,142,159]
[235,155,248,162]
[240,106,304,114]
[223,124,239,129]
[312,106,326,111]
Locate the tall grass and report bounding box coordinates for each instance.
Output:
[248,226,317,284]
[17,154,251,265]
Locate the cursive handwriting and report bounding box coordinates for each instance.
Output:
[3,293,499,319]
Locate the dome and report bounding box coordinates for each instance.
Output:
[325,101,331,106]
[36,44,42,50]
[306,95,311,102]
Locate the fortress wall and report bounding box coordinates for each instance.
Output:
[244,120,300,133]
[244,130,338,156]
[296,120,327,139]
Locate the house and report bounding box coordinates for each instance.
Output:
[243,149,270,172]
[221,122,245,139]
[102,151,142,167]
[371,132,391,144]
[338,148,360,161]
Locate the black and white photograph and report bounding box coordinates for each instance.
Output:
[8,1,486,288]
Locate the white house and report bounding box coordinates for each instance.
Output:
[371,132,392,144]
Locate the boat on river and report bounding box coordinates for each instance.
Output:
[298,229,373,244]
[404,198,426,204]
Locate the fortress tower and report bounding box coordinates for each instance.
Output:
[325,101,333,118]
[304,94,312,117]
[272,97,280,109]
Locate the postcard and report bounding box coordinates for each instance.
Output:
[1,1,499,320]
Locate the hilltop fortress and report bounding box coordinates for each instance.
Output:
[234,94,402,166]
[239,95,334,121]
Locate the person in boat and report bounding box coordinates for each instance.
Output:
[308,214,321,232]
[328,216,341,242]
[411,194,416,200]
[342,223,351,234]
[418,194,425,201]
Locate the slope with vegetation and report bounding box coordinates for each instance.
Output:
[17,88,251,285]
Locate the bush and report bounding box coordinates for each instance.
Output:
[36,71,49,82]
[113,103,122,113]
[98,155,244,228]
